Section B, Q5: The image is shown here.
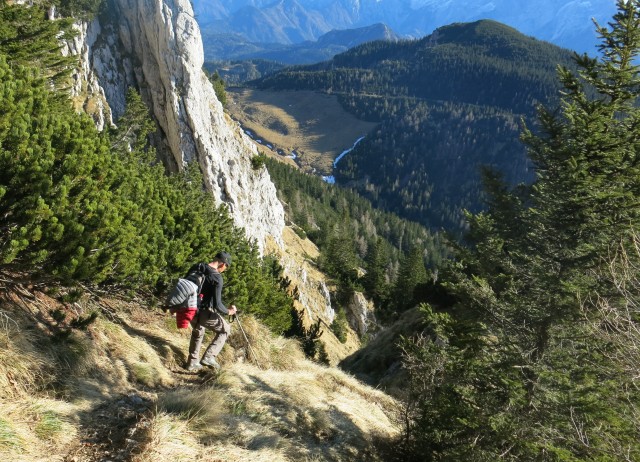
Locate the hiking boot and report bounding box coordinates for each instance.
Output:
[200,356,220,370]
[185,360,202,372]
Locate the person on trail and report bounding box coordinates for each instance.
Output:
[186,251,237,372]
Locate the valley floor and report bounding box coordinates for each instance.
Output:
[226,88,377,176]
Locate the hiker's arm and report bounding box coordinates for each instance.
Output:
[212,272,228,314]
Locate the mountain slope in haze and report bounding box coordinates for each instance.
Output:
[203,23,400,64]
[255,20,576,232]
[192,0,616,55]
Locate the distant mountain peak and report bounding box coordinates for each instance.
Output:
[193,0,617,54]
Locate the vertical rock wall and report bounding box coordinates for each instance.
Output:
[73,0,284,252]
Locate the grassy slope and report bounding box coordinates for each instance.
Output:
[226,88,377,175]
[0,274,399,462]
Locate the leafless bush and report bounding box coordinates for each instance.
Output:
[584,235,640,381]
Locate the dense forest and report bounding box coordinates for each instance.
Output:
[3,0,640,460]
[256,20,577,232]
[388,1,640,459]
[266,157,449,317]
[0,1,294,334]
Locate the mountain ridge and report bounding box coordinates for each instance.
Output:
[253,19,576,231]
[203,22,400,64]
[193,0,617,54]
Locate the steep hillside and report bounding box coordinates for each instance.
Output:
[256,20,576,231]
[0,277,400,461]
[66,0,286,253]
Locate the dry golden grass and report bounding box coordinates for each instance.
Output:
[226,88,377,175]
[184,360,400,461]
[1,282,400,462]
[221,313,305,371]
[0,313,44,397]
[95,317,175,388]
[0,398,78,462]
[132,413,202,462]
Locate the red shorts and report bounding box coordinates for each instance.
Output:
[175,307,198,329]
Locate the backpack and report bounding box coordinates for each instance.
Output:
[164,263,207,310]
[184,262,207,296]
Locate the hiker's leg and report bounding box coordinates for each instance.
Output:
[202,313,230,361]
[187,311,209,363]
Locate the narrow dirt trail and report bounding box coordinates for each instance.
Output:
[0,276,213,462]
[62,355,217,461]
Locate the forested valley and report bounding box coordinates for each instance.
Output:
[265,2,640,459]
[266,158,449,323]
[256,20,577,232]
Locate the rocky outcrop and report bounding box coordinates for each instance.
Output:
[62,13,139,131]
[345,291,376,337]
[70,0,285,252]
[266,227,363,364]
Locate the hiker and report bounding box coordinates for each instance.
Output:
[186,251,237,372]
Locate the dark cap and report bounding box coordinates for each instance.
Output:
[216,251,232,267]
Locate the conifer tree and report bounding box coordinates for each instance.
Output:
[0,2,77,88]
[362,237,390,306]
[390,246,428,313]
[399,2,640,460]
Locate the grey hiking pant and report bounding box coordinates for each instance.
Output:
[188,309,230,363]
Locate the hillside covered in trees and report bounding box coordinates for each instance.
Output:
[0,1,294,333]
[344,2,640,459]
[3,0,640,461]
[266,158,449,320]
[256,20,577,232]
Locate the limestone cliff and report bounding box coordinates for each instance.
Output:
[70,0,284,252]
[65,0,350,354]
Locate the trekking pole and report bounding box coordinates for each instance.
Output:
[233,312,262,369]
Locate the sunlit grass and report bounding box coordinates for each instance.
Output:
[0,418,21,450]
[34,410,65,441]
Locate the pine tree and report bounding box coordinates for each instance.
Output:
[398,2,640,459]
[362,237,390,307]
[390,246,428,314]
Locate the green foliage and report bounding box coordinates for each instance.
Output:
[396,2,640,460]
[330,307,348,343]
[0,3,294,334]
[207,70,227,107]
[54,0,104,19]
[286,308,326,363]
[317,217,360,288]
[265,157,448,277]
[0,2,77,89]
[231,254,294,335]
[251,152,267,170]
[361,238,391,307]
[257,20,577,233]
[388,247,429,316]
[266,156,451,319]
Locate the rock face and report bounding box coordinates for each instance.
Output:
[345,291,376,337]
[62,0,354,357]
[72,0,285,252]
[266,227,362,365]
